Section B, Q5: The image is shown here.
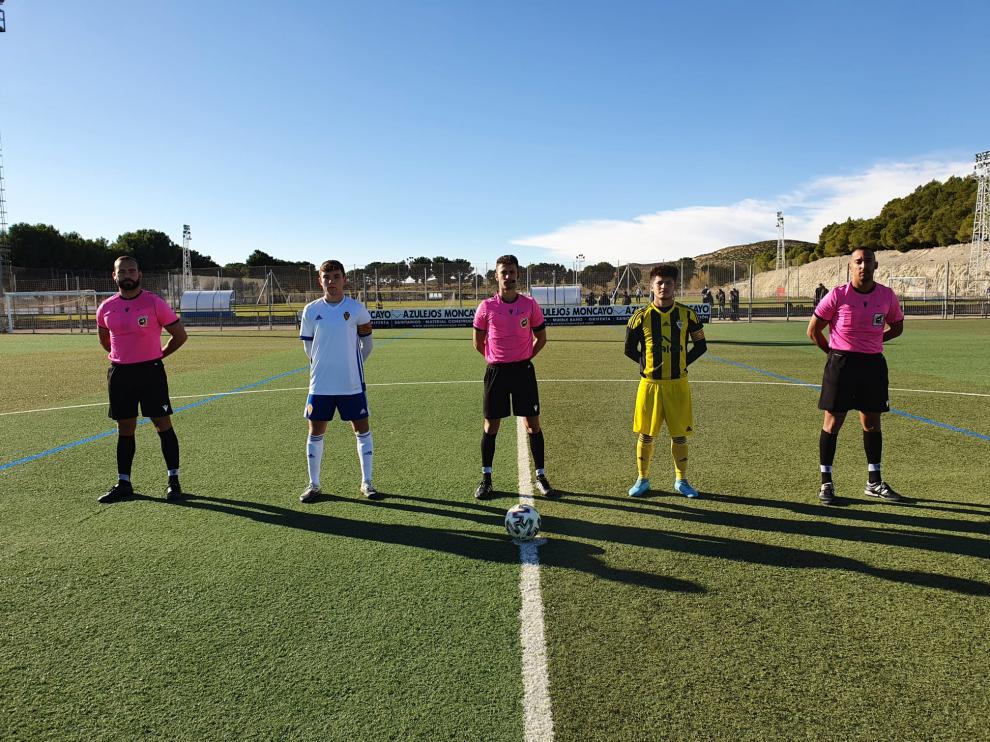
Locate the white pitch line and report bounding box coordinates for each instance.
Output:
[516,416,554,742]
[4,378,988,417]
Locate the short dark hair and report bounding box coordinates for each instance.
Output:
[319,259,346,275]
[495,254,519,270]
[650,264,678,281]
[114,255,139,270]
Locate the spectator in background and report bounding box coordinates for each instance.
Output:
[635,286,643,302]
[716,287,726,320]
[586,292,597,306]
[600,291,611,306]
[621,290,632,305]
[814,282,828,307]
[729,286,740,321]
[702,286,714,323]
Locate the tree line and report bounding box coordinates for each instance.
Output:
[808,175,977,264]
[4,225,625,285]
[5,174,977,278]
[5,224,222,272]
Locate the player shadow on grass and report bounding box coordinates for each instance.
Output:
[697,492,990,538]
[168,494,704,594]
[547,490,990,597]
[909,498,990,517]
[558,489,990,545]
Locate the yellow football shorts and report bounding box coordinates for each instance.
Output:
[633,377,694,438]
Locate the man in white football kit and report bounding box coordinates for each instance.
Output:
[298,260,377,502]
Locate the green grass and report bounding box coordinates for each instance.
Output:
[1,320,988,740]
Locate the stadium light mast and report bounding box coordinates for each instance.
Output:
[0,131,10,303]
[969,151,990,278]
[181,224,192,291]
[776,211,785,271]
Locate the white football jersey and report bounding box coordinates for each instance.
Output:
[299,297,373,395]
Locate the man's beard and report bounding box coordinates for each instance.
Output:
[117,278,140,291]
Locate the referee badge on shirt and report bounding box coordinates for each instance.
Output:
[344,312,350,320]
[137,315,148,327]
[520,317,528,327]
[873,313,884,326]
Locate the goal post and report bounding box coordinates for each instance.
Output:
[4,290,99,333]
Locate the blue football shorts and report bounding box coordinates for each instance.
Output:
[304,392,370,421]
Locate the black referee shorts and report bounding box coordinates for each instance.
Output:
[818,351,889,413]
[107,359,174,421]
[483,360,540,419]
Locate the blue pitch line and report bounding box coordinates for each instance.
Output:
[707,354,990,443]
[0,330,417,473]
[0,367,308,473]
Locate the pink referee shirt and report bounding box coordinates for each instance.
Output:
[97,291,179,364]
[473,293,546,364]
[814,283,903,354]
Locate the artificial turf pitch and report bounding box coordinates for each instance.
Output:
[1,320,988,740]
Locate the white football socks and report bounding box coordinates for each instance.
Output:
[356,431,373,484]
[307,433,324,487]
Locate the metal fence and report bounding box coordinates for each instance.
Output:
[2,260,988,332]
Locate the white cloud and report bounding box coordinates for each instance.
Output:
[512,158,973,263]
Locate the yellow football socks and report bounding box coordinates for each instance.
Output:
[671,440,688,480]
[636,434,654,478]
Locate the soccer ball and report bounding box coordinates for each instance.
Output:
[505,504,541,541]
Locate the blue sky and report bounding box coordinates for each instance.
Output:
[2,0,987,270]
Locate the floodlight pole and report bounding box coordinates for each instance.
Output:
[776,211,785,271]
[0,131,10,330]
[969,151,990,279]
[182,224,192,292]
[182,224,192,291]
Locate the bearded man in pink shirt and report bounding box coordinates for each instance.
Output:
[807,248,904,505]
[472,254,554,500]
[96,256,188,503]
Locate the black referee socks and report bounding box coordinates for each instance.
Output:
[116,434,136,478]
[158,427,180,472]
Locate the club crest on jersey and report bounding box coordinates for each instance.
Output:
[675,320,683,330]
[520,317,528,328]
[344,311,350,321]
[315,314,323,321]
[137,315,148,327]
[872,312,884,326]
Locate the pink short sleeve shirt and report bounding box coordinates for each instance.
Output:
[814,283,903,354]
[473,293,546,364]
[97,291,179,364]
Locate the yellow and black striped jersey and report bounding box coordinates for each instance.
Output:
[625,302,704,380]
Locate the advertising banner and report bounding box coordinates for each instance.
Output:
[370,303,711,329]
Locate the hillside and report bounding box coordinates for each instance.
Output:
[693,173,978,271]
[727,243,983,298]
[694,239,816,265]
